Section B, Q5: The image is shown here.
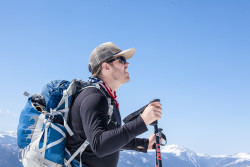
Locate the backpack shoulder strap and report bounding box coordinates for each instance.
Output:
[80,83,114,123]
[64,82,114,167]
[92,83,114,123]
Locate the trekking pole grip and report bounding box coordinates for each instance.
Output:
[150,99,160,126]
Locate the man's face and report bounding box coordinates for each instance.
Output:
[108,56,130,85]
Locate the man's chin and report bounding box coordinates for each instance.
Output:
[125,76,130,83]
[122,76,130,84]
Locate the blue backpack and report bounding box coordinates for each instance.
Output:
[17,79,102,167]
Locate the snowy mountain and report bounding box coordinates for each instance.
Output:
[0,131,22,167]
[1,131,250,167]
[0,131,17,144]
[118,145,250,167]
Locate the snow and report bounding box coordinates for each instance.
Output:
[212,152,250,160]
[161,144,190,155]
[233,153,250,160]
[126,160,132,165]
[141,157,148,163]
[0,131,17,138]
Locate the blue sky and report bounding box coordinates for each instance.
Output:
[0,0,250,155]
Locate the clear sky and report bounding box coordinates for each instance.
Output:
[0,0,249,155]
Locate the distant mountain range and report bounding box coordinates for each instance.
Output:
[118,145,250,167]
[1,131,250,167]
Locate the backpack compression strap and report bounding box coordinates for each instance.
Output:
[64,140,89,167]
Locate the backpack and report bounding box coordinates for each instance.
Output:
[17,79,113,167]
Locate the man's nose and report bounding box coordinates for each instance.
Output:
[125,61,129,67]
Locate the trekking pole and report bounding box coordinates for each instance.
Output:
[123,99,165,167]
[150,99,163,167]
[153,122,162,167]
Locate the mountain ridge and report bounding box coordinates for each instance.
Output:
[1,131,250,167]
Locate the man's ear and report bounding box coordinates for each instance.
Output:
[102,62,109,71]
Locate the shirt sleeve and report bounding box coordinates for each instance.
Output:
[122,138,149,153]
[79,91,148,158]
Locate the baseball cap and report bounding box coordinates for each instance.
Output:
[88,42,135,72]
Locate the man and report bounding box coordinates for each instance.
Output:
[66,42,162,167]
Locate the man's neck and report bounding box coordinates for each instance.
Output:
[99,76,120,91]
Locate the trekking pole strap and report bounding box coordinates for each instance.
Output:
[158,128,167,146]
[123,99,160,124]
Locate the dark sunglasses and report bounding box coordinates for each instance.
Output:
[106,56,126,64]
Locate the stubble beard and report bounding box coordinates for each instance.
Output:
[112,70,130,85]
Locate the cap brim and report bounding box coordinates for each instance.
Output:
[114,48,135,59]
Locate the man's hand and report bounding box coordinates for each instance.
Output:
[140,102,162,125]
[147,133,164,150]
[148,134,156,150]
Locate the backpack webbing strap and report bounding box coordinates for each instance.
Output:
[40,121,50,165]
[64,140,89,167]
[45,123,66,149]
[79,83,114,124]
[63,118,74,136]
[29,113,46,143]
[39,121,67,163]
[107,98,114,124]
[23,91,32,97]
[62,89,70,121]
[51,109,74,136]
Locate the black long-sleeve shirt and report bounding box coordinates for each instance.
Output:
[66,87,149,167]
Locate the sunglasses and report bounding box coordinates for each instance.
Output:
[106,56,127,64]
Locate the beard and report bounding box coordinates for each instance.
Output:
[111,69,130,85]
